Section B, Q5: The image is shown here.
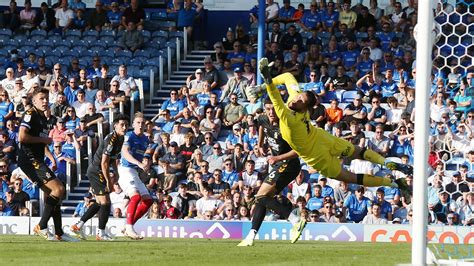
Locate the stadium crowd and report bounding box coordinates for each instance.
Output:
[0,0,473,227]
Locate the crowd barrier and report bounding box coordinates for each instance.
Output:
[1,217,472,244]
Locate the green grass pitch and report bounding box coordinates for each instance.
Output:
[0,235,416,265]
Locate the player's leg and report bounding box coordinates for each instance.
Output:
[132,182,153,225]
[238,182,276,247]
[350,146,413,175]
[334,167,395,187]
[71,171,104,239]
[95,194,113,241]
[239,160,300,246]
[117,166,144,240]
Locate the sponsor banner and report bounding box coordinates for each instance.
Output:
[364,225,474,244]
[132,219,243,239]
[0,216,30,235]
[242,222,364,242]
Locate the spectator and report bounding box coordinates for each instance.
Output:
[171,184,195,219]
[334,181,351,208]
[69,0,86,11]
[88,1,107,31]
[177,0,203,41]
[209,169,230,197]
[49,118,67,143]
[222,158,239,190]
[55,0,74,32]
[225,123,243,151]
[287,170,311,204]
[51,93,69,118]
[64,106,80,130]
[459,192,473,226]
[71,8,87,31]
[343,185,370,223]
[19,0,36,32]
[95,64,111,92]
[195,186,222,219]
[370,187,393,221]
[444,171,470,202]
[431,190,453,224]
[8,178,30,216]
[299,1,320,32]
[121,0,144,30]
[73,192,94,217]
[2,0,20,31]
[280,25,303,52]
[147,201,160,219]
[325,99,343,132]
[342,95,367,129]
[362,203,388,224]
[1,68,15,97]
[166,0,181,22]
[34,2,55,31]
[105,1,123,30]
[161,195,180,219]
[162,141,186,182]
[0,198,13,216]
[71,90,88,118]
[45,63,67,90]
[338,1,357,29]
[307,184,324,211]
[110,65,137,97]
[355,6,376,32]
[120,21,144,52]
[318,177,334,199]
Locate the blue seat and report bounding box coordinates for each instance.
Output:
[36,46,53,55]
[106,40,122,50]
[141,30,151,39]
[341,90,361,103]
[65,29,82,38]
[116,49,133,58]
[151,10,167,21]
[100,55,113,64]
[0,35,10,43]
[83,30,99,38]
[100,29,115,37]
[83,35,98,43]
[111,57,126,65]
[152,30,168,39]
[30,29,47,37]
[108,64,119,76]
[80,50,96,57]
[145,58,159,67]
[127,65,140,77]
[158,20,176,30]
[133,56,148,65]
[64,35,81,44]
[0,29,12,37]
[98,49,115,58]
[48,35,64,43]
[133,49,149,58]
[45,56,60,67]
[14,35,29,44]
[90,43,106,50]
[34,49,45,57]
[127,58,142,67]
[54,45,70,55]
[99,35,115,43]
[169,31,184,39]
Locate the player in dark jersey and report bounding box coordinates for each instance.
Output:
[238,98,302,247]
[70,114,129,241]
[19,88,78,242]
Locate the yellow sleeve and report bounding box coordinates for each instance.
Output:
[271,73,301,103]
[265,82,295,125]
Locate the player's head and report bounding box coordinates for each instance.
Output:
[113,114,129,136]
[288,91,317,113]
[132,112,145,134]
[264,98,278,123]
[32,88,49,112]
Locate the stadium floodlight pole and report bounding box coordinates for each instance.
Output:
[412,1,434,265]
[256,0,265,85]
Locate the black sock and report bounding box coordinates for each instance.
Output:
[251,197,267,231]
[52,205,64,236]
[80,202,100,223]
[39,195,60,230]
[265,197,292,219]
[98,204,111,230]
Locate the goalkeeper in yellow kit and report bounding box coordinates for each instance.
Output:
[257,58,411,243]
[258,58,411,190]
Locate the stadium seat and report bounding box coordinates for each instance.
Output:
[341,90,359,103]
[83,29,99,38]
[157,20,176,30]
[128,58,143,68]
[169,31,184,39]
[0,35,10,43]
[0,28,12,37]
[152,30,168,39]
[151,10,168,20]
[36,46,53,55]
[99,49,116,58]
[65,29,82,38]
[30,29,47,37]
[445,157,466,171]
[83,35,98,43]
[100,56,113,64]
[116,49,133,59]
[111,57,126,65]
[54,45,70,55]
[90,43,107,50]
[45,56,60,67]
[99,35,115,43]
[64,35,81,44]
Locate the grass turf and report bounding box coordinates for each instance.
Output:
[0,235,414,265]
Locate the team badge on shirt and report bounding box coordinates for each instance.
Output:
[24,114,31,122]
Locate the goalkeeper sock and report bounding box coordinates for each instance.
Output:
[361,149,385,165]
[357,174,392,187]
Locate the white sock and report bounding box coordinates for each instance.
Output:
[126,224,134,232]
[245,229,257,240]
[76,221,85,229]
